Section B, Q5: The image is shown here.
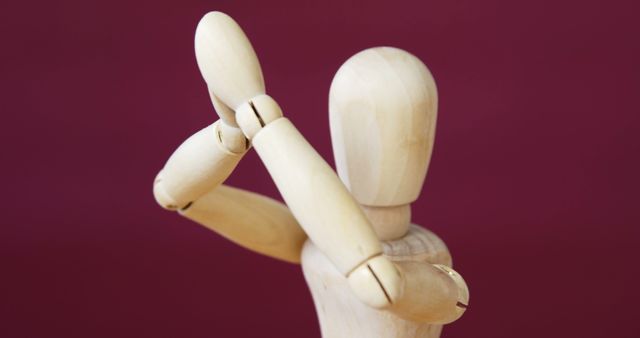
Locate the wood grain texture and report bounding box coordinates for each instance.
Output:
[195,11,265,111]
[302,225,454,338]
[252,117,383,275]
[181,184,306,264]
[153,121,246,210]
[175,13,469,336]
[329,47,438,208]
[390,261,467,324]
[193,13,404,309]
[361,204,411,241]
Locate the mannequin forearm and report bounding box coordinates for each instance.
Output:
[153,120,247,210]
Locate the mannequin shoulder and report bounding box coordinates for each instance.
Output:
[382,225,452,266]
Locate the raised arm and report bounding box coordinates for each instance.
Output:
[152,53,305,263]
[194,11,401,308]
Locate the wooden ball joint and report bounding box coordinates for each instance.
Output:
[153,11,469,337]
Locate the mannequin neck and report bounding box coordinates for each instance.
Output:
[360,204,411,241]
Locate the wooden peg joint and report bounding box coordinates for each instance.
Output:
[366,263,393,304]
[236,94,284,139]
[216,120,249,154]
[180,201,194,211]
[249,100,266,127]
[346,255,404,309]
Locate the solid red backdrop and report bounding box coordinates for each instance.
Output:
[1,0,639,337]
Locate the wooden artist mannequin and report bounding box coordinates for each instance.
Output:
[153,12,469,338]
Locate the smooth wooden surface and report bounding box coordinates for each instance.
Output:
[210,89,240,128]
[302,45,469,333]
[153,121,246,210]
[329,47,438,208]
[194,10,385,276]
[303,225,456,338]
[181,184,306,264]
[195,12,265,111]
[236,94,284,139]
[155,11,469,336]
[252,117,383,275]
[218,121,248,154]
[194,11,406,311]
[391,262,467,324]
[361,204,411,241]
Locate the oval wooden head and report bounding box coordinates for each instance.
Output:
[329,47,438,207]
[195,12,265,110]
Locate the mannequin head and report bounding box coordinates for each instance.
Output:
[329,47,438,238]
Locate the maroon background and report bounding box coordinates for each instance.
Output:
[2,0,639,337]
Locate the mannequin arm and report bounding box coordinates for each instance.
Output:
[180,184,306,263]
[371,226,469,324]
[154,119,305,263]
[194,12,470,317]
[195,11,402,309]
[154,120,247,210]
